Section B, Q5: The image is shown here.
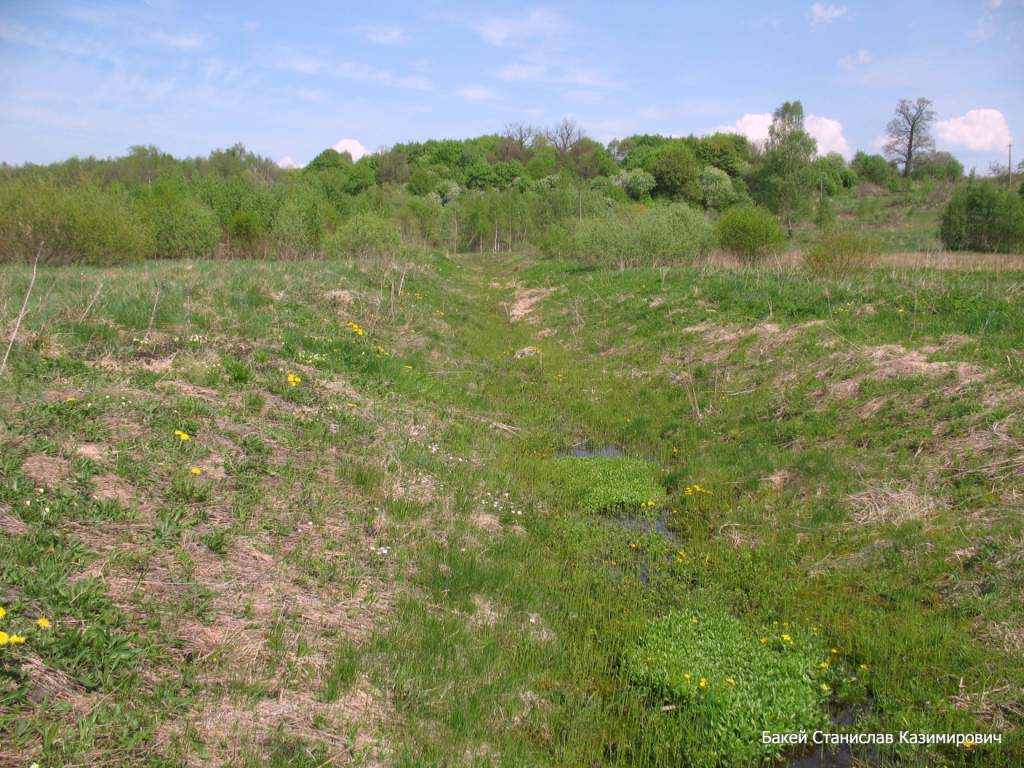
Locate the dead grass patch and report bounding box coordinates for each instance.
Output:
[847,484,943,525]
[508,288,555,322]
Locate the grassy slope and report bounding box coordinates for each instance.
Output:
[0,252,1022,767]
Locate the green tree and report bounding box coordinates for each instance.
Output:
[884,97,936,178]
[649,142,701,202]
[757,101,817,236]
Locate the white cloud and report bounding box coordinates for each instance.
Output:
[361,25,409,45]
[279,54,322,75]
[810,3,848,24]
[277,155,297,169]
[710,112,851,158]
[937,109,1012,152]
[839,48,872,71]
[332,138,369,160]
[458,84,493,100]
[497,62,548,81]
[806,115,851,158]
[150,31,204,50]
[475,9,569,47]
[297,87,324,102]
[711,113,773,144]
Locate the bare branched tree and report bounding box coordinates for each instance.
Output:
[546,117,584,155]
[884,98,936,178]
[502,122,537,150]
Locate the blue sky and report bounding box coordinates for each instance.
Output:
[1,1,1021,170]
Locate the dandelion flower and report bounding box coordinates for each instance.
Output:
[174,429,191,441]
[0,606,5,619]
[820,683,830,693]
[66,396,77,402]
[831,647,839,654]
[699,677,708,688]
[819,660,830,669]
[287,372,302,386]
[36,618,50,629]
[781,633,792,643]
[190,467,202,476]
[9,634,25,645]
[726,676,736,685]
[0,631,8,645]
[859,663,869,671]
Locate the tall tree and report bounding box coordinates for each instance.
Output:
[546,118,584,155]
[884,98,936,178]
[759,101,817,236]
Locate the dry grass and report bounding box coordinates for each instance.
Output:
[847,484,943,525]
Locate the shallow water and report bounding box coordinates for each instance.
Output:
[611,513,678,542]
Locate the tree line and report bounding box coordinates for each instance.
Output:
[1,97,1021,266]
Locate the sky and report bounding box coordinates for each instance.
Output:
[1,1,1022,171]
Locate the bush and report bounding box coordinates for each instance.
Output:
[614,169,656,200]
[940,183,1024,253]
[850,152,891,186]
[573,204,714,268]
[716,206,785,263]
[135,181,220,260]
[0,180,148,265]
[700,166,736,210]
[803,231,876,277]
[325,212,401,260]
[622,608,832,767]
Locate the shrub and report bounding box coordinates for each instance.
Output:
[716,206,785,263]
[325,212,401,260]
[0,180,148,265]
[700,166,736,210]
[803,231,876,277]
[850,152,891,186]
[614,169,656,200]
[622,608,832,767]
[541,456,666,515]
[573,204,714,269]
[940,183,1024,253]
[134,181,220,259]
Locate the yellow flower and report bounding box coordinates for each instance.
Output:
[684,673,692,681]
[9,634,25,645]
[726,676,736,685]
[174,429,190,441]
[699,677,708,688]
[287,372,302,386]
[781,634,792,643]
[859,663,869,671]
[691,618,700,624]
[66,396,77,402]
[0,606,5,619]
[36,618,51,629]
[190,467,202,476]
[436,309,445,316]
[831,647,839,654]
[820,683,830,693]
[759,637,768,644]
[0,631,8,645]
[346,402,357,408]
[819,660,830,669]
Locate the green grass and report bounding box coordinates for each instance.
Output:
[1,250,1022,766]
[622,609,835,767]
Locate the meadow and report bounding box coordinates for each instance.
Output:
[1,236,1022,766]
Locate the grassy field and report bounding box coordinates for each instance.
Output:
[1,249,1023,767]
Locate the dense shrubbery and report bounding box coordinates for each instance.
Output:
[803,231,876,276]
[0,179,148,265]
[716,206,785,262]
[572,204,714,268]
[940,182,1024,253]
[325,212,402,261]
